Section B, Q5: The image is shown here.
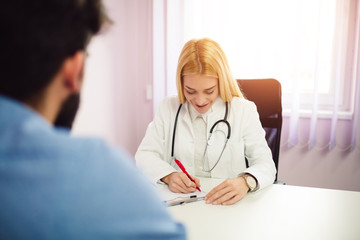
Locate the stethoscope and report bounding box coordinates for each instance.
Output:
[171,102,231,172]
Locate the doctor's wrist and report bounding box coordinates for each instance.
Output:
[239,173,258,192]
[160,172,176,184]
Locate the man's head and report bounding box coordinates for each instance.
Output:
[0,0,110,128]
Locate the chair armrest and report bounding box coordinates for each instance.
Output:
[274,180,286,185]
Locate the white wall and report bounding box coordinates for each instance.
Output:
[72,0,154,155]
[72,29,117,144]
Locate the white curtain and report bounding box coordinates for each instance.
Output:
[153,0,360,151]
[352,0,360,151]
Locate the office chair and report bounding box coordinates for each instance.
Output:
[237,79,283,183]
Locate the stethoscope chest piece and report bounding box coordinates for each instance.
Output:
[207,136,214,145]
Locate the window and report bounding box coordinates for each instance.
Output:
[158,0,358,119]
[154,0,360,149]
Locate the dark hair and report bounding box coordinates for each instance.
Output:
[0,0,110,101]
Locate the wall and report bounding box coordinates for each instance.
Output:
[73,0,154,155]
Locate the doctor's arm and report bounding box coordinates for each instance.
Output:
[206,102,276,205]
[135,99,200,193]
[240,102,277,189]
[136,123,200,193]
[135,125,177,184]
[135,99,177,183]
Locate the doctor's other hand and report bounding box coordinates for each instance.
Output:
[161,172,201,193]
[205,177,249,206]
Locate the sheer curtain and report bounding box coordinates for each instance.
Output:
[153,0,360,151]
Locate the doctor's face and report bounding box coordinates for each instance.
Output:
[183,74,219,114]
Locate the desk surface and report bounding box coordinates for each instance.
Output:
[168,178,360,240]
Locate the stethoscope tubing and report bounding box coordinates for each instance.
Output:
[171,104,183,158]
[171,101,231,170]
[209,119,231,139]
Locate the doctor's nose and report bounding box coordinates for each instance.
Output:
[194,95,207,105]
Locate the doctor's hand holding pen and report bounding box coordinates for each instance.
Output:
[161,172,201,194]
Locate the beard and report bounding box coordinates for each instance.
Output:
[54,93,80,129]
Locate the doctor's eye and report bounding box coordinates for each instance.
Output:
[205,91,214,95]
[186,90,195,95]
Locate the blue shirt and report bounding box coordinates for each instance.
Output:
[0,95,186,240]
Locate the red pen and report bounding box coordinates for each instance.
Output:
[174,159,201,192]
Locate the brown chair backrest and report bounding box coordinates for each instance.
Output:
[237,79,282,181]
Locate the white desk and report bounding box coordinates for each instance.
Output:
[168,178,360,240]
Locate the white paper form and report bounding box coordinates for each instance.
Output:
[156,183,207,206]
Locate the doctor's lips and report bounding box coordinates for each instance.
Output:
[196,103,209,109]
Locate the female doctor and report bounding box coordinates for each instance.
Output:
[136,38,276,206]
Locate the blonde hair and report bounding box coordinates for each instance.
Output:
[176,38,243,104]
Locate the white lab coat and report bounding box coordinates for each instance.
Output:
[135,96,276,190]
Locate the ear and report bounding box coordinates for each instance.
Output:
[61,51,85,93]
